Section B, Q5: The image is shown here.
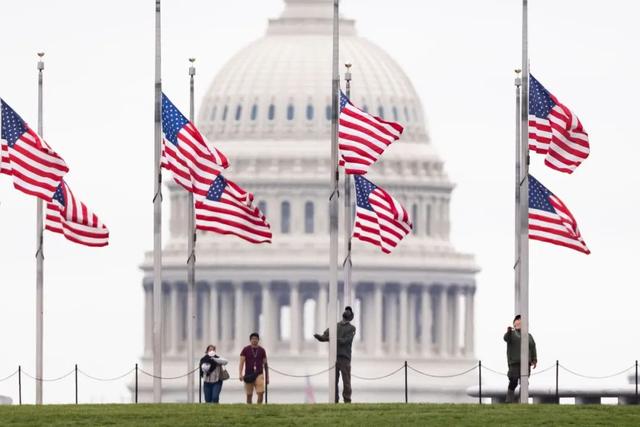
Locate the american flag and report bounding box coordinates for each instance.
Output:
[195,174,271,244]
[1,99,69,201]
[161,93,229,197]
[352,175,412,254]
[45,180,109,247]
[529,175,589,254]
[528,75,590,174]
[339,92,404,175]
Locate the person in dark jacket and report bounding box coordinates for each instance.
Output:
[504,314,537,403]
[199,344,228,403]
[314,306,356,403]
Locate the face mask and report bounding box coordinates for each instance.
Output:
[208,351,215,357]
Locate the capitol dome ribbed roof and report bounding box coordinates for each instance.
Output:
[197,0,429,144]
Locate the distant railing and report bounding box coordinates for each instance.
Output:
[0,359,638,405]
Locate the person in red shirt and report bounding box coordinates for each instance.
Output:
[239,332,269,404]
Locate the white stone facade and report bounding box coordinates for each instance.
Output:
[138,0,479,403]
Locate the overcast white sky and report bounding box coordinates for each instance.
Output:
[1,0,639,404]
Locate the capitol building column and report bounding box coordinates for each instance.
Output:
[385,286,398,353]
[364,285,375,355]
[289,282,302,354]
[169,283,181,355]
[407,287,417,355]
[260,282,277,347]
[421,285,433,356]
[464,286,475,356]
[373,282,384,356]
[398,285,409,356]
[208,282,219,347]
[436,285,448,356]
[234,283,244,352]
[144,282,152,356]
[449,286,460,356]
[219,286,233,352]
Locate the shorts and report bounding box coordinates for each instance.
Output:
[244,373,265,395]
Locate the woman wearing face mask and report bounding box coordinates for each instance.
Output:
[199,344,228,403]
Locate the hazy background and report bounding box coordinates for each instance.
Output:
[1,0,638,403]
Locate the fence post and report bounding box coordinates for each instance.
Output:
[478,360,482,404]
[75,364,78,404]
[18,365,22,405]
[404,361,408,403]
[135,363,139,404]
[555,360,559,403]
[635,360,638,404]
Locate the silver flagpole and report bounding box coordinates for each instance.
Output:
[186,57,196,403]
[152,0,163,403]
[343,63,352,307]
[514,68,521,315]
[35,51,45,406]
[328,0,340,404]
[519,0,530,404]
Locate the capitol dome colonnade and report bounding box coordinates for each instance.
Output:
[138,0,478,402]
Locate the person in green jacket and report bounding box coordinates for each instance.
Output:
[314,306,356,403]
[504,314,537,403]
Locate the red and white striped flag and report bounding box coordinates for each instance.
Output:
[195,174,271,244]
[529,175,589,254]
[45,180,109,247]
[0,137,10,175]
[352,175,412,254]
[528,75,590,174]
[339,92,404,175]
[161,93,229,197]
[1,99,69,201]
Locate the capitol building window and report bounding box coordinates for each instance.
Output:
[281,201,291,234]
[304,201,314,234]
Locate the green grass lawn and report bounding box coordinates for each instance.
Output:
[1,403,639,426]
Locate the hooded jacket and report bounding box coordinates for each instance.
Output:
[316,320,356,360]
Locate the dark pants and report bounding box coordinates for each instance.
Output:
[507,364,530,391]
[203,380,223,403]
[335,357,352,403]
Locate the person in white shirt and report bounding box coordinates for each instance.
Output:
[199,344,229,403]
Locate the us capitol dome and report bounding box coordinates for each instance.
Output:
[138,0,479,403]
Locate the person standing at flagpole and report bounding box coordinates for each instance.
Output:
[314,306,356,403]
[504,314,537,403]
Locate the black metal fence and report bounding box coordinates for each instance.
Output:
[0,360,638,404]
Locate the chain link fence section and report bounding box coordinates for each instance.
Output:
[480,364,507,376]
[559,363,635,380]
[351,365,405,381]
[268,365,335,378]
[530,364,555,376]
[407,363,477,378]
[78,367,136,382]
[21,368,75,382]
[0,369,19,383]
[139,366,199,380]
